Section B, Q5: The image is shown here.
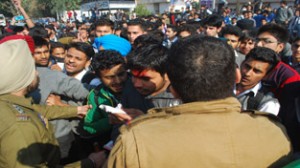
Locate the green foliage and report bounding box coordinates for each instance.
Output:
[0,0,16,17]
[0,0,81,18]
[134,4,151,17]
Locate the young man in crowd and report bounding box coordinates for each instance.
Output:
[282,37,300,73]
[82,50,128,151]
[163,24,178,48]
[110,42,180,141]
[95,18,114,37]
[202,14,223,37]
[64,42,99,86]
[127,19,147,44]
[256,23,300,152]
[236,47,280,115]
[107,36,292,168]
[221,25,245,66]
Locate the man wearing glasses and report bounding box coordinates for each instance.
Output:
[256,23,300,153]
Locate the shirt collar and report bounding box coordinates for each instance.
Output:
[74,69,87,81]
[148,97,241,115]
[237,82,262,98]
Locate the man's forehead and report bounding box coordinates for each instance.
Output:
[258,32,277,40]
[131,69,149,77]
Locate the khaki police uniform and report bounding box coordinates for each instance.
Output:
[108,97,292,168]
[0,94,89,167]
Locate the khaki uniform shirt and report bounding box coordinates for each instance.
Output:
[108,97,292,168]
[0,94,80,167]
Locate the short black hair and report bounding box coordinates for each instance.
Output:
[177,24,197,37]
[167,24,178,32]
[202,14,223,28]
[127,43,168,75]
[91,50,126,76]
[95,18,114,30]
[167,35,235,103]
[50,42,66,54]
[32,36,49,49]
[132,34,162,49]
[29,26,49,39]
[67,42,95,60]
[239,29,257,42]
[244,47,280,72]
[127,19,147,32]
[258,23,289,43]
[221,25,242,38]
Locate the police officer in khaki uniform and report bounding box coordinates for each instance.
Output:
[0,37,105,167]
[107,36,293,168]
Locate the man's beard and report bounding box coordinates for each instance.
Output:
[26,76,40,94]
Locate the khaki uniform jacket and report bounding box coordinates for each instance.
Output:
[0,94,86,167]
[108,97,292,168]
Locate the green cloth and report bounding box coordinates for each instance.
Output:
[84,84,118,134]
[283,159,300,168]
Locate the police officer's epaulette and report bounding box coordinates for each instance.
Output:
[122,108,169,130]
[241,110,281,122]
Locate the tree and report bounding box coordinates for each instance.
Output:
[0,0,17,17]
[134,4,152,17]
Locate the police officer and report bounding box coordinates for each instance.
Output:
[0,37,105,167]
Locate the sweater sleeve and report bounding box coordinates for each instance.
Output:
[32,104,78,120]
[83,90,111,134]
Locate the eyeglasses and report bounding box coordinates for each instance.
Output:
[255,38,279,45]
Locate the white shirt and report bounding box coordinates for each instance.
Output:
[236,82,280,115]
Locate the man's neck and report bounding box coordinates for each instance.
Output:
[150,80,170,97]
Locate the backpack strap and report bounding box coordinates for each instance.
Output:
[246,86,270,110]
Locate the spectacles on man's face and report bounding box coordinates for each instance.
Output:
[255,38,279,45]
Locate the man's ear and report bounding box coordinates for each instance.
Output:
[85,59,91,69]
[276,43,285,53]
[235,66,241,84]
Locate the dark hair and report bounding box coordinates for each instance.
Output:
[167,35,235,102]
[177,24,197,37]
[167,24,178,32]
[244,47,280,72]
[29,26,49,39]
[95,18,114,30]
[258,23,289,43]
[127,19,147,32]
[32,36,49,49]
[50,42,66,54]
[292,37,300,43]
[132,34,162,49]
[127,43,168,75]
[202,14,223,28]
[221,25,242,38]
[91,50,126,76]
[45,24,56,32]
[239,29,257,42]
[67,42,95,60]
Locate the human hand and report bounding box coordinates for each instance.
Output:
[50,64,63,72]
[108,108,144,124]
[77,105,92,118]
[12,0,22,9]
[46,94,63,106]
[88,151,107,168]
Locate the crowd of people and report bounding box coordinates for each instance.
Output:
[2,0,300,167]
